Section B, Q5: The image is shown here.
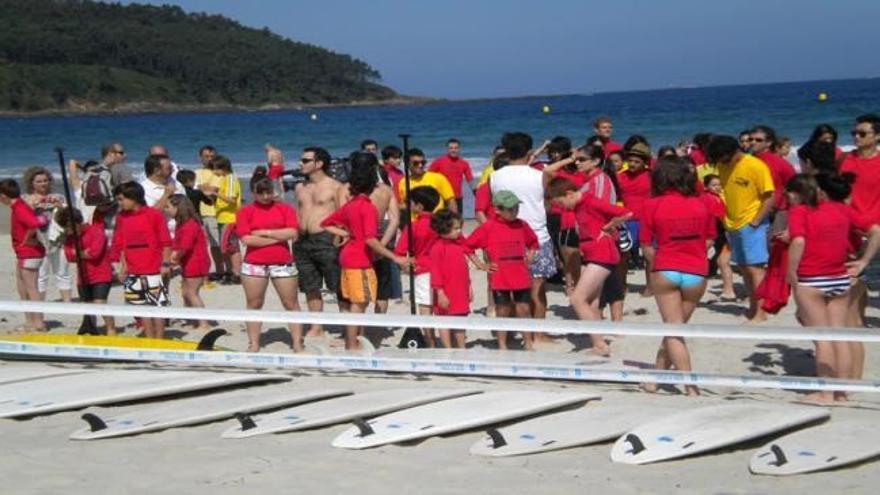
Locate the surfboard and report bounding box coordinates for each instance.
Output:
[469,404,676,457]
[222,388,482,439]
[750,416,880,475]
[70,386,351,440]
[331,390,599,450]
[0,369,290,418]
[0,329,228,351]
[0,366,85,385]
[610,403,830,465]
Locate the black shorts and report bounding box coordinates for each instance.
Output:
[293,232,340,294]
[455,197,464,215]
[599,269,625,308]
[79,282,111,302]
[373,256,393,301]
[558,228,580,249]
[492,289,531,305]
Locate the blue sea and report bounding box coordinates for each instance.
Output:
[2,77,878,214]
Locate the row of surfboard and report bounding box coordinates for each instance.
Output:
[1,365,877,476]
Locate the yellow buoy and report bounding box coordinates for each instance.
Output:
[817,92,828,102]
[542,105,551,114]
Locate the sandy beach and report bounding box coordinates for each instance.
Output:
[1,220,879,494]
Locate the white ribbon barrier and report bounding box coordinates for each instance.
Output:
[2,300,880,343]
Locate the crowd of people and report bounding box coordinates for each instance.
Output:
[2,113,880,402]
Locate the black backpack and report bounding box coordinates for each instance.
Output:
[82,166,113,207]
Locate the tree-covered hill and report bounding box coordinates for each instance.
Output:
[0,0,399,112]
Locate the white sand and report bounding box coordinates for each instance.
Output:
[1,224,879,494]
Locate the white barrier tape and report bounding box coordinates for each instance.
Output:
[2,300,880,343]
[1,340,878,393]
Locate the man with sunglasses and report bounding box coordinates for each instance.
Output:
[396,148,457,215]
[292,146,344,339]
[750,125,795,211]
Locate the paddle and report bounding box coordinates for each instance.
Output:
[396,134,426,349]
[55,148,97,334]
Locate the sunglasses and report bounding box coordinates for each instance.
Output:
[300,157,315,164]
[750,138,765,143]
[410,160,427,166]
[113,149,126,155]
[852,130,873,138]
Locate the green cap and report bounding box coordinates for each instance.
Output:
[492,190,521,209]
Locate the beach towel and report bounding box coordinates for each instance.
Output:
[755,238,790,314]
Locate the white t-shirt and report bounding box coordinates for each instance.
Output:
[489,164,550,244]
[140,176,185,234]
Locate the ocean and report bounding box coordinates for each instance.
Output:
[1,77,878,215]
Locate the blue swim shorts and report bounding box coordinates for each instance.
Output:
[726,221,769,266]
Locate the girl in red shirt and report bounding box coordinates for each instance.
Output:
[545,173,631,357]
[167,195,212,333]
[0,179,49,331]
[542,137,586,296]
[235,168,302,352]
[786,173,880,403]
[703,174,736,300]
[640,158,716,396]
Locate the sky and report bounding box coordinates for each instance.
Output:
[123,0,878,99]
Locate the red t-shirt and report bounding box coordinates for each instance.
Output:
[788,201,873,277]
[602,140,622,158]
[429,237,472,315]
[267,162,285,181]
[174,218,210,277]
[109,206,172,275]
[466,217,538,291]
[235,201,299,265]
[689,148,707,166]
[756,151,796,210]
[473,182,496,221]
[574,193,630,265]
[394,212,437,275]
[429,156,473,198]
[617,168,652,221]
[840,152,880,224]
[382,162,404,192]
[321,194,378,269]
[581,168,616,204]
[10,198,47,259]
[63,223,112,285]
[701,191,726,221]
[640,192,716,276]
[550,168,586,230]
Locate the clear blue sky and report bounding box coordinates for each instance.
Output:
[125,0,878,99]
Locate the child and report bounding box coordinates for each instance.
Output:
[394,186,440,346]
[109,181,172,339]
[466,190,538,350]
[429,209,481,348]
[703,174,736,300]
[321,165,409,350]
[167,194,211,332]
[0,179,49,331]
[786,173,880,403]
[56,207,115,335]
[545,177,631,356]
[176,169,214,220]
[212,155,242,285]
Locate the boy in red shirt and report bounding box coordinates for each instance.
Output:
[0,179,49,331]
[167,194,212,333]
[545,177,631,356]
[321,164,410,350]
[466,190,538,350]
[429,210,482,349]
[429,138,474,213]
[109,181,173,339]
[56,207,115,335]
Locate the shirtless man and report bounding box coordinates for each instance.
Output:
[292,147,344,337]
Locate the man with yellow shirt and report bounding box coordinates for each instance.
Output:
[195,145,224,280]
[706,135,775,323]
[397,148,457,215]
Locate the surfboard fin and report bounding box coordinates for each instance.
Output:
[486,428,507,449]
[624,434,646,455]
[769,444,788,466]
[81,413,107,432]
[235,412,257,431]
[197,329,228,351]
[353,418,374,437]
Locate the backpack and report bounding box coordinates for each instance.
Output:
[82,166,113,207]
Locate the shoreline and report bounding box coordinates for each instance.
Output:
[0,95,444,119]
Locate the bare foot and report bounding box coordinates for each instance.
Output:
[305,328,324,338]
[640,382,658,393]
[743,314,768,326]
[802,392,835,404]
[195,324,212,333]
[640,289,653,298]
[834,392,849,402]
[586,346,611,357]
[685,385,700,397]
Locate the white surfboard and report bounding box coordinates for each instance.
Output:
[470,404,676,457]
[331,390,599,450]
[610,403,830,465]
[0,366,85,385]
[750,417,880,475]
[0,369,290,418]
[222,388,482,439]
[70,387,350,440]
